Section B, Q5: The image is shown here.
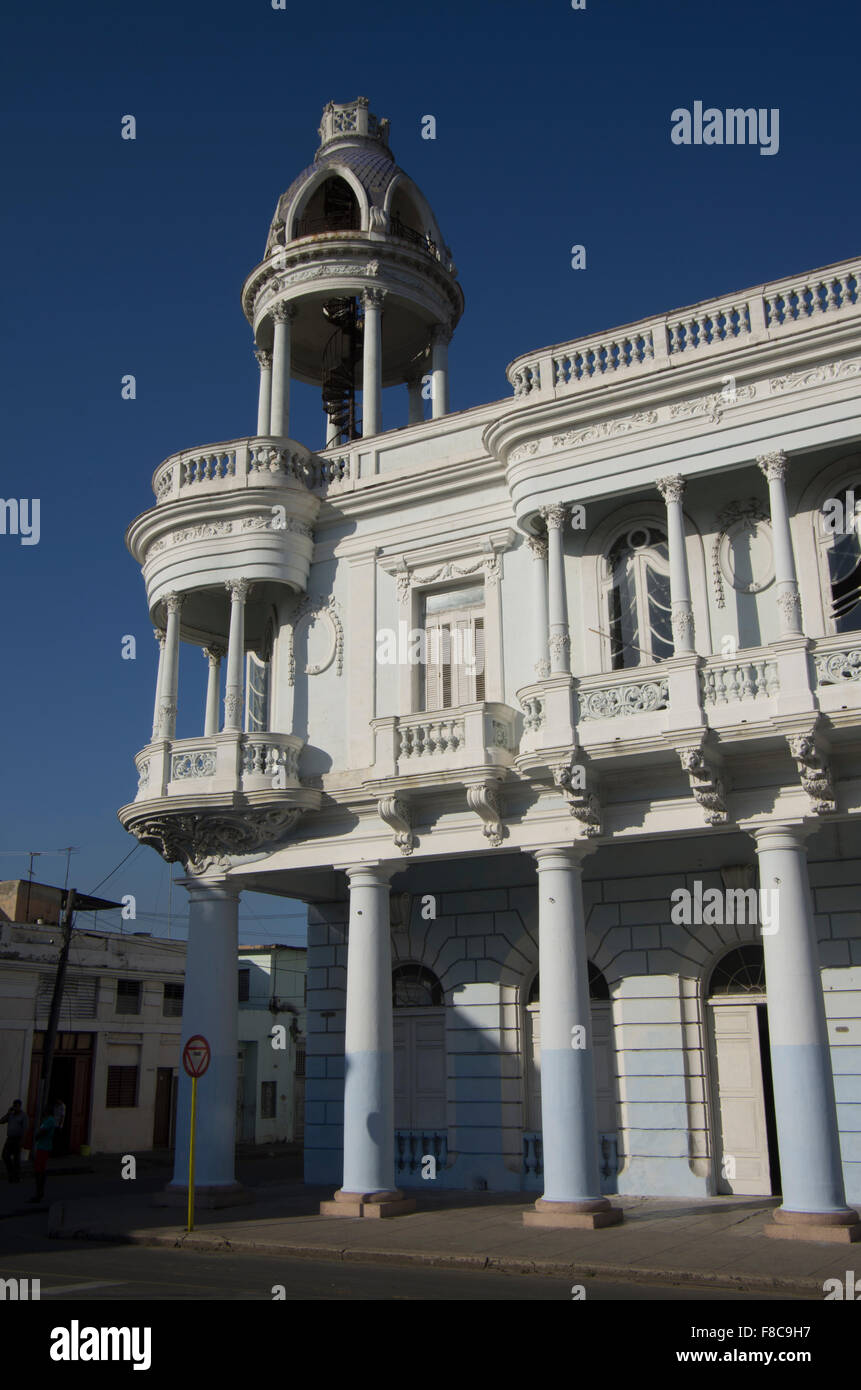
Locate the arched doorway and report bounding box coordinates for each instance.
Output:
[392,964,446,1135]
[524,964,619,1187]
[707,945,780,1195]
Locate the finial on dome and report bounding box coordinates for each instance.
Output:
[317,98,391,154]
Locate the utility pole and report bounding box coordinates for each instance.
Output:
[36,888,77,1125]
[24,851,41,923]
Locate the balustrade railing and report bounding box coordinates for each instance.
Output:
[700,655,778,705]
[506,256,861,400]
[151,436,351,503]
[814,643,861,685]
[397,716,465,759]
[136,731,304,801]
[578,674,670,720]
[395,1129,448,1174]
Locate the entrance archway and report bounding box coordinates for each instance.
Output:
[706,945,780,1195]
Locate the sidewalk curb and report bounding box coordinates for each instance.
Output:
[48,1223,825,1297]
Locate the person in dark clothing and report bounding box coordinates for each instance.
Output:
[27,1103,62,1203]
[1,1100,27,1183]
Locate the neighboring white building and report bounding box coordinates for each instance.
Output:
[0,882,306,1157]
[120,99,861,1240]
[237,944,306,1144]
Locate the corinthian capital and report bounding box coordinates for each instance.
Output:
[225,577,250,602]
[203,644,226,663]
[271,301,297,324]
[164,592,185,616]
[361,287,386,310]
[254,349,272,370]
[430,321,452,346]
[526,535,548,560]
[540,502,567,531]
[757,450,788,482]
[657,474,686,505]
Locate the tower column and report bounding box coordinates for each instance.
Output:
[320,864,415,1218]
[361,288,385,437]
[156,593,184,740]
[524,848,622,1229]
[270,303,296,437]
[751,824,860,1242]
[406,375,424,425]
[430,323,450,419]
[656,474,695,653]
[325,409,340,447]
[165,876,244,1197]
[203,645,225,736]
[527,536,550,678]
[151,627,166,741]
[223,579,249,732]
[541,503,571,674]
[758,450,803,635]
[255,349,272,436]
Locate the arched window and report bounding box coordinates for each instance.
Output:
[707,944,765,996]
[392,964,443,1007]
[527,962,609,1004]
[816,480,861,633]
[294,176,360,238]
[604,525,673,668]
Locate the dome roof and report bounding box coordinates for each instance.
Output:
[264,99,447,257]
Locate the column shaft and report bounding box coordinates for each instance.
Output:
[223,580,249,731]
[361,290,384,437]
[341,865,396,1194]
[151,627,166,741]
[430,326,450,419]
[170,879,241,1190]
[255,349,272,435]
[754,826,853,1218]
[657,475,695,653]
[527,537,550,677]
[407,377,424,425]
[535,849,603,1202]
[542,504,571,674]
[203,647,224,737]
[157,595,183,740]
[758,451,803,635]
[270,305,294,436]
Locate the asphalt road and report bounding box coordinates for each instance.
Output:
[0,1236,814,1301]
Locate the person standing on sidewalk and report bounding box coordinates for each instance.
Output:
[1,1100,27,1183]
[27,1102,63,1204]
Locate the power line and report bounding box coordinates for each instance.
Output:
[88,843,141,894]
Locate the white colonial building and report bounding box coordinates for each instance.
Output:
[120,99,861,1239]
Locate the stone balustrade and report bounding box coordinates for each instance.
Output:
[506,256,861,399]
[577,671,670,721]
[151,436,351,505]
[700,652,779,705]
[134,730,305,802]
[371,702,518,778]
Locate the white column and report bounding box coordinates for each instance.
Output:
[156,593,183,740]
[203,645,224,736]
[527,536,550,678]
[321,864,413,1217]
[255,349,272,436]
[325,409,340,447]
[752,825,860,1239]
[151,627,166,741]
[406,375,424,425]
[758,450,803,635]
[525,848,622,1228]
[656,474,695,653]
[269,303,295,437]
[168,877,243,1193]
[430,323,450,419]
[541,503,571,674]
[361,288,385,437]
[223,579,249,731]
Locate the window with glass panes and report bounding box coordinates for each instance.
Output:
[421,582,485,709]
[605,526,673,669]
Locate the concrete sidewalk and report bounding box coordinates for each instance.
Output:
[39,1184,861,1296]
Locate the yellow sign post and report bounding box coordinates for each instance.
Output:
[182,1033,211,1234]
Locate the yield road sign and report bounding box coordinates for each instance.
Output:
[182,1034,211,1078]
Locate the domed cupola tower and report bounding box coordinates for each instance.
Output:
[242,98,464,444]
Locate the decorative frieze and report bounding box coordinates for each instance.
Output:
[668,383,755,425]
[550,411,659,449]
[579,678,669,719]
[769,358,861,393]
[815,647,861,684]
[172,751,217,779]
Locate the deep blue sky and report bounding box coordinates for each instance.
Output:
[1,0,858,940]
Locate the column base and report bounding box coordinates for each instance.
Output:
[523,1197,624,1230]
[319,1188,417,1219]
[154,1182,253,1210]
[764,1205,861,1244]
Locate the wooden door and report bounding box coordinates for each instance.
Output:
[709,1001,772,1195]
